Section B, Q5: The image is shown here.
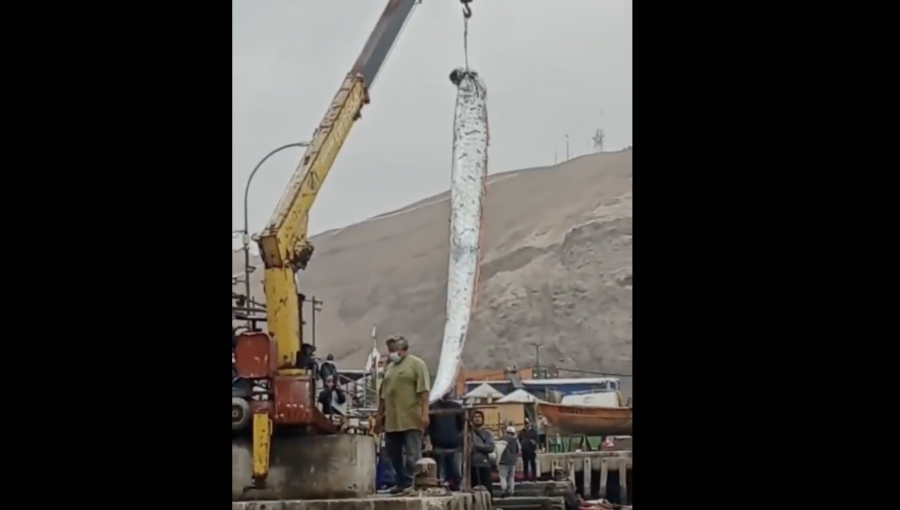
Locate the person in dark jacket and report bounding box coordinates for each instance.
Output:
[317,375,346,416]
[298,343,318,377]
[498,426,520,497]
[518,419,539,480]
[319,353,338,382]
[427,393,464,489]
[469,411,495,496]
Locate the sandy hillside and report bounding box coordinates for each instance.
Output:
[233,149,632,377]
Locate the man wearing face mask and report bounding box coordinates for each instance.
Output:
[376,336,431,493]
[374,337,399,432]
[384,337,399,364]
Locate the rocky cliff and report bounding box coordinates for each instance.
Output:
[233,149,632,378]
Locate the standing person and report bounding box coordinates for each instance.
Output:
[379,337,400,377]
[518,419,539,480]
[469,411,495,496]
[385,337,399,355]
[317,375,346,416]
[376,337,431,493]
[498,426,520,497]
[376,338,401,412]
[376,434,396,490]
[427,393,464,490]
[319,353,337,382]
[375,338,400,428]
[538,415,548,450]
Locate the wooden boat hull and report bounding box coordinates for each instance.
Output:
[538,402,632,436]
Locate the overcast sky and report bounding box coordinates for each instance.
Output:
[232,0,632,244]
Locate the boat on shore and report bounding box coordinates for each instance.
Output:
[538,401,633,436]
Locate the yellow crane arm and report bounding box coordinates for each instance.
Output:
[256,0,422,369]
[256,76,367,368]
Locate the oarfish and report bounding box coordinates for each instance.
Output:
[429,68,489,403]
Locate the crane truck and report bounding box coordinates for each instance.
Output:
[232,0,475,496]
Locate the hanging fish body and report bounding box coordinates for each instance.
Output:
[429,68,489,402]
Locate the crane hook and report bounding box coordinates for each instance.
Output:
[460,0,472,19]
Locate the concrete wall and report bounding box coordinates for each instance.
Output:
[233,434,376,501]
[232,490,492,510]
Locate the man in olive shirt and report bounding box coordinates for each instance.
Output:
[377,337,431,492]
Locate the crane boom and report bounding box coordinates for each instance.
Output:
[256,0,421,369]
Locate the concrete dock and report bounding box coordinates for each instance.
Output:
[232,435,631,505]
[492,481,576,508]
[233,435,491,509]
[490,497,565,510]
[231,491,491,510]
[536,450,633,473]
[233,435,376,500]
[533,451,633,504]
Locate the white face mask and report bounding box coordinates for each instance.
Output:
[388,352,401,363]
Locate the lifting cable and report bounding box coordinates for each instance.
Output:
[461,0,472,71]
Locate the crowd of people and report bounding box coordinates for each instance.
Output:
[374,335,544,498]
[240,329,549,499]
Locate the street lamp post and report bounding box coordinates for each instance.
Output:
[240,141,311,312]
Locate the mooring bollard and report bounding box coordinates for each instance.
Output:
[414,457,440,489]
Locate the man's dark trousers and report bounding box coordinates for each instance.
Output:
[385,430,422,489]
[435,450,461,489]
[522,451,537,480]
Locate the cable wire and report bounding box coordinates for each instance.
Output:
[461,1,472,70]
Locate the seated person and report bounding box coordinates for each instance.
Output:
[317,375,346,416]
[297,343,318,376]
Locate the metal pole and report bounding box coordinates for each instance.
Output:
[565,135,570,161]
[300,295,322,349]
[242,141,311,314]
[311,295,317,349]
[462,407,471,491]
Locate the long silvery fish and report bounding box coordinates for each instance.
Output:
[429,67,489,403]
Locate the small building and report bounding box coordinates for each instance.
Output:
[455,366,561,396]
[498,388,539,404]
[463,376,620,402]
[455,368,530,397]
[491,389,541,430]
[463,383,506,434]
[463,383,504,405]
[465,379,513,395]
